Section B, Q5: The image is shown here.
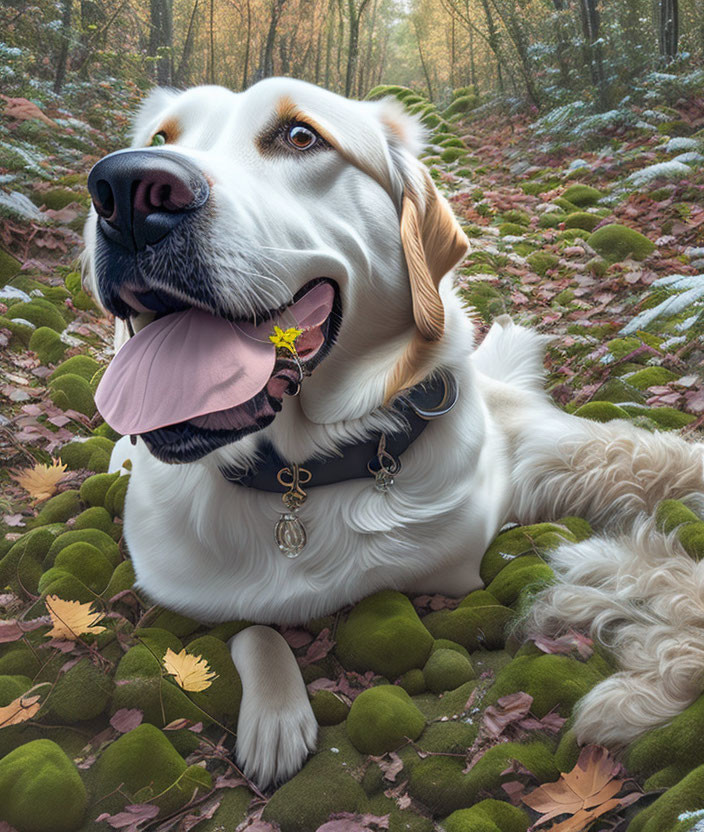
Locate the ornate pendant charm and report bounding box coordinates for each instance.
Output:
[368,434,401,494]
[275,464,312,557]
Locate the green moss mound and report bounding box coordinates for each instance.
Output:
[72,506,120,539]
[346,685,425,754]
[526,252,559,275]
[441,147,466,163]
[104,474,129,517]
[588,224,655,262]
[29,326,66,363]
[0,739,87,832]
[311,690,350,725]
[6,300,66,332]
[79,472,119,507]
[45,528,120,568]
[103,560,136,598]
[182,635,242,723]
[574,401,630,422]
[480,523,576,585]
[0,247,21,285]
[93,723,211,815]
[422,648,475,693]
[0,314,34,346]
[29,490,81,528]
[48,372,96,417]
[499,222,527,237]
[336,590,433,678]
[563,211,600,231]
[46,658,113,723]
[422,591,514,650]
[398,668,426,695]
[486,555,554,606]
[628,763,704,831]
[678,522,704,560]
[646,407,696,429]
[655,499,700,534]
[59,436,115,471]
[443,95,479,118]
[50,354,101,383]
[0,526,63,595]
[262,751,368,832]
[47,541,114,594]
[563,184,604,206]
[626,366,678,389]
[408,742,557,814]
[487,653,606,717]
[444,799,530,832]
[0,674,32,706]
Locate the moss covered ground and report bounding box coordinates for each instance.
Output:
[1,85,704,832]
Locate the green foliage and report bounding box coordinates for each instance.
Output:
[422,648,475,693]
[444,799,530,832]
[29,327,66,363]
[6,300,66,333]
[48,373,96,417]
[562,185,604,207]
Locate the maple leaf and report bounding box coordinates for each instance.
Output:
[522,745,643,829]
[0,693,42,728]
[163,648,218,692]
[45,595,106,640]
[10,458,68,503]
[269,325,302,354]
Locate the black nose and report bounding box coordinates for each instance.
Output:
[87,149,210,252]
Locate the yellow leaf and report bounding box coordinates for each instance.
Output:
[269,325,302,354]
[0,694,41,729]
[163,648,218,692]
[45,595,106,640]
[10,458,68,503]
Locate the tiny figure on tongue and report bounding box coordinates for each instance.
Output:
[269,325,306,393]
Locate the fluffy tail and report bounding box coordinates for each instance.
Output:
[523,518,704,747]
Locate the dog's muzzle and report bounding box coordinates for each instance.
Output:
[87,149,210,252]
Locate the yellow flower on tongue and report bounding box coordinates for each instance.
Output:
[269,325,302,355]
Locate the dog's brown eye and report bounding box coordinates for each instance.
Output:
[286,125,317,151]
[150,131,167,147]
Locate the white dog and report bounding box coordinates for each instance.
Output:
[81,77,704,788]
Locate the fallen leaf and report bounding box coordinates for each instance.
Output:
[45,595,106,640]
[522,745,643,828]
[95,803,159,831]
[0,617,48,643]
[0,693,41,728]
[482,691,533,739]
[298,627,335,667]
[163,648,218,692]
[10,458,68,503]
[0,94,58,127]
[110,708,143,734]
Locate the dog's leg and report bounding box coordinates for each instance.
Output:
[229,625,317,788]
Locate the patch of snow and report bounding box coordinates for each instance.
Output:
[9,317,36,330]
[568,158,589,170]
[59,332,85,347]
[676,315,699,332]
[665,136,699,152]
[660,335,687,349]
[684,247,704,260]
[672,151,704,166]
[642,109,670,123]
[621,275,704,335]
[0,286,31,303]
[0,190,42,219]
[627,161,691,187]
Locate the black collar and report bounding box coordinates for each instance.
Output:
[220,370,458,493]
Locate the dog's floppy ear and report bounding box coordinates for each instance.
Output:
[401,169,469,341]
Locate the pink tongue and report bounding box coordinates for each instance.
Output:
[95,282,334,435]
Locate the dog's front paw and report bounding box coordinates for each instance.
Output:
[229,625,317,789]
[235,689,317,788]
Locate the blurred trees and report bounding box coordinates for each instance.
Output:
[1,0,702,109]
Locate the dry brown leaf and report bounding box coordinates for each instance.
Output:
[0,694,41,729]
[45,595,106,640]
[522,745,643,829]
[10,459,68,503]
[0,94,58,127]
[163,648,218,692]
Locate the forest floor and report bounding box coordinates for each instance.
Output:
[0,84,703,832]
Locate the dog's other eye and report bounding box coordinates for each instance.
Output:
[286,124,318,151]
[150,131,167,147]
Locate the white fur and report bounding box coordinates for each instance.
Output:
[86,79,704,786]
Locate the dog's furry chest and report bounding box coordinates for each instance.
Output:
[121,411,510,625]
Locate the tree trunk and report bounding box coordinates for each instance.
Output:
[479,0,504,94]
[208,0,215,83]
[659,0,679,62]
[579,0,607,109]
[345,0,371,97]
[242,0,252,87]
[412,18,434,100]
[261,0,287,78]
[149,0,173,85]
[53,0,73,94]
[175,0,200,86]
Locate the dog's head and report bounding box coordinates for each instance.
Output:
[83,78,468,463]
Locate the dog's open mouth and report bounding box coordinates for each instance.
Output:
[95,279,341,463]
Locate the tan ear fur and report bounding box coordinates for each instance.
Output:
[386,168,469,402]
[401,168,469,342]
